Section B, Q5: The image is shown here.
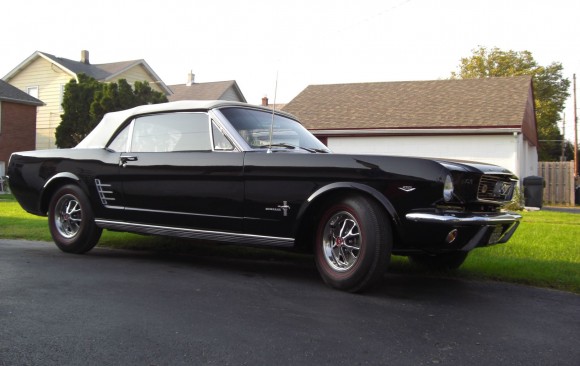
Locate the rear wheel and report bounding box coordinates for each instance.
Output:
[314,194,392,292]
[48,184,102,254]
[409,252,468,270]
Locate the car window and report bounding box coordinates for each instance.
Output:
[212,121,235,151]
[130,112,211,152]
[220,107,329,151]
[107,125,130,152]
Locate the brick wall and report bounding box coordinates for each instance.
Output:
[0,101,37,165]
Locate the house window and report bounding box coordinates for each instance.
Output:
[0,102,2,134]
[27,86,39,99]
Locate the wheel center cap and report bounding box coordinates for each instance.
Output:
[336,237,344,247]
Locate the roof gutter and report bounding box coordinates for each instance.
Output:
[0,96,45,106]
[311,127,521,136]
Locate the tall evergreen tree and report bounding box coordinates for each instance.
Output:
[55,74,103,148]
[56,75,168,148]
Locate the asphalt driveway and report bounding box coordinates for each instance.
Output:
[1,239,578,366]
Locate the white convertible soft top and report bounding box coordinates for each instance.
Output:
[76,100,252,148]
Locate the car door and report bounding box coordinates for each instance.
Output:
[242,152,327,238]
[118,111,244,232]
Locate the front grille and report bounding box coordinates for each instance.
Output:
[477,175,516,202]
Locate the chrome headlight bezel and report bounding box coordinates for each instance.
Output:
[443,174,454,202]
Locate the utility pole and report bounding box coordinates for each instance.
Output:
[561,113,566,162]
[574,74,578,177]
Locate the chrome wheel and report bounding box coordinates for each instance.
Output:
[48,185,102,253]
[315,195,393,292]
[321,211,361,272]
[54,194,82,239]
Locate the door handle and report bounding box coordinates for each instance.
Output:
[120,155,138,167]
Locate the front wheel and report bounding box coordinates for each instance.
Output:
[315,195,392,292]
[48,184,102,254]
[409,252,468,270]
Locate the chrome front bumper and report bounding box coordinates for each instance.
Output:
[405,211,522,251]
[405,212,522,225]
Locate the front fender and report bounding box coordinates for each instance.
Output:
[293,182,402,236]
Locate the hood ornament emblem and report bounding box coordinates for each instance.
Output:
[398,186,416,192]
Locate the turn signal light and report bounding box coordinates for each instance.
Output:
[445,229,458,244]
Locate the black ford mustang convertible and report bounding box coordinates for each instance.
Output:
[8,101,521,292]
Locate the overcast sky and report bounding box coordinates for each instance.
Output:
[2,0,579,141]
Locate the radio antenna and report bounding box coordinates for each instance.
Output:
[267,71,279,154]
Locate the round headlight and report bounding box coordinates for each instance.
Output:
[443,175,454,202]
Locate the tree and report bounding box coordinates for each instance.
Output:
[55,74,103,148]
[451,46,571,161]
[90,79,138,124]
[56,76,168,148]
[134,80,168,105]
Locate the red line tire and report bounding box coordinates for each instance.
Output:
[315,194,392,292]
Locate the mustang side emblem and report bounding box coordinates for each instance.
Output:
[278,201,291,216]
[398,186,416,192]
[265,201,291,217]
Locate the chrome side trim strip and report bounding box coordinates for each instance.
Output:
[405,212,522,225]
[123,206,241,220]
[94,219,294,248]
[103,205,124,210]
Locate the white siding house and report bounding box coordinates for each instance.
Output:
[283,76,538,181]
[3,50,171,150]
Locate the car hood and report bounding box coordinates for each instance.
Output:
[434,158,515,176]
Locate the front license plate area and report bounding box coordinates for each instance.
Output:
[487,225,504,244]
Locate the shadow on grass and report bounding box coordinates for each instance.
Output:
[459,256,580,293]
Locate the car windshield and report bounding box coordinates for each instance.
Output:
[220,107,330,152]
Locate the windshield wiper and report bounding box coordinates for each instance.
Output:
[260,143,328,153]
[311,148,330,153]
[263,143,296,149]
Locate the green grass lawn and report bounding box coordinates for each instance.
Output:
[458,211,579,292]
[1,193,578,293]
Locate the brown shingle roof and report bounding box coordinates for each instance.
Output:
[262,103,286,110]
[167,80,246,102]
[282,76,534,131]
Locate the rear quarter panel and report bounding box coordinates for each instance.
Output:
[8,149,122,218]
